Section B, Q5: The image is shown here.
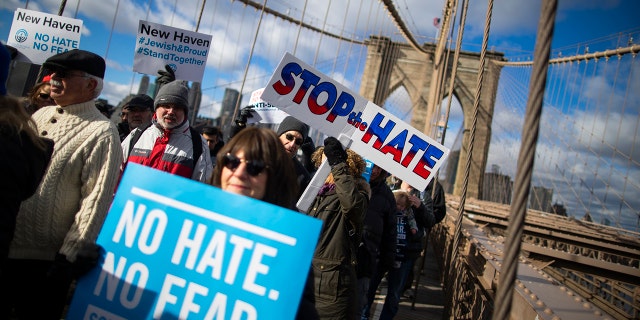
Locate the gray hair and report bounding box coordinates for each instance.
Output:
[86,73,103,99]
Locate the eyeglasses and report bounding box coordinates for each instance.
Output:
[51,70,89,79]
[38,93,52,100]
[285,133,303,146]
[222,153,268,177]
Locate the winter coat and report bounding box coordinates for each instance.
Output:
[0,128,53,271]
[121,117,212,182]
[404,203,428,260]
[307,162,370,320]
[356,176,397,278]
[426,180,446,224]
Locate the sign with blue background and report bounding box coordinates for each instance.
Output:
[67,163,322,320]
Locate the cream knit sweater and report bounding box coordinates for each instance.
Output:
[10,101,123,262]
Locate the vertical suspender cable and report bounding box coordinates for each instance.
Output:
[440,0,468,147]
[232,0,268,122]
[128,0,154,95]
[73,0,81,18]
[313,0,333,66]
[170,0,178,26]
[452,0,490,263]
[195,0,207,32]
[342,0,363,78]
[104,0,121,59]
[450,0,492,314]
[330,0,350,75]
[57,0,67,15]
[293,0,308,56]
[491,0,557,318]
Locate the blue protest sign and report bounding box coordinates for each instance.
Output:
[67,163,322,320]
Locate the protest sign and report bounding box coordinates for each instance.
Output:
[6,8,82,63]
[246,88,289,124]
[261,52,449,191]
[133,21,212,82]
[67,163,322,320]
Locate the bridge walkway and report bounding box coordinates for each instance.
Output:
[368,239,446,320]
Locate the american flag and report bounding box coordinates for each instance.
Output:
[433,17,441,28]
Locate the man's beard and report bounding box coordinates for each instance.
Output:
[158,115,180,129]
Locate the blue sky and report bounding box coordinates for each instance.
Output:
[2,0,638,119]
[2,0,639,229]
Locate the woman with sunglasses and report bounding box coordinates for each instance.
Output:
[210,126,319,319]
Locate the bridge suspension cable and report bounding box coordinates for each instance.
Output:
[492,0,558,319]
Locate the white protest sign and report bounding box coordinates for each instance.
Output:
[67,163,322,320]
[6,8,82,63]
[261,52,449,191]
[247,88,289,124]
[133,21,212,82]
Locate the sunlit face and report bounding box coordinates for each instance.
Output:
[49,70,95,107]
[220,150,268,200]
[279,130,303,158]
[155,103,186,129]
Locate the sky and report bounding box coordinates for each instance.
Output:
[2,0,639,229]
[2,0,638,118]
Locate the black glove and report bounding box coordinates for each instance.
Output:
[73,246,101,278]
[234,106,254,127]
[323,137,347,166]
[47,253,74,282]
[300,137,315,155]
[156,64,176,86]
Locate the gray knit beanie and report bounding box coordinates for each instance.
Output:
[277,116,309,140]
[154,80,189,113]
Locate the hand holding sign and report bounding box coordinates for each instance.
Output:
[323,137,348,166]
[156,64,176,86]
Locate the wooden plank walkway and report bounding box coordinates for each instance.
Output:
[368,241,446,320]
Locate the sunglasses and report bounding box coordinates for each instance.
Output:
[222,153,268,177]
[51,70,89,79]
[38,93,51,100]
[285,133,303,146]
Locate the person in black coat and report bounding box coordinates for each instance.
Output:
[357,164,397,319]
[0,94,53,276]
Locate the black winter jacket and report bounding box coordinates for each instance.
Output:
[0,128,53,272]
[357,177,397,277]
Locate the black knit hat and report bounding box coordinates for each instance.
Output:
[154,80,189,113]
[277,116,309,140]
[43,49,106,79]
[124,94,154,111]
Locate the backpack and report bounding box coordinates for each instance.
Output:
[127,124,203,168]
